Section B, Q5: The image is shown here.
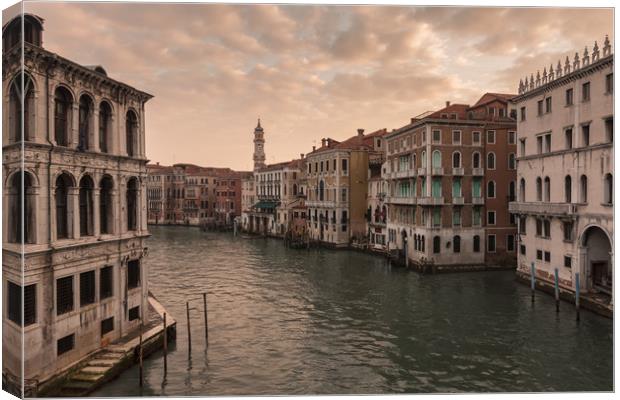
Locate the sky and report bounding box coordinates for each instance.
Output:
[5,2,614,170]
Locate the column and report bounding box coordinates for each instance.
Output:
[112,188,120,235]
[610,251,614,306]
[93,187,101,237]
[92,106,100,152]
[71,103,79,148]
[68,187,80,239]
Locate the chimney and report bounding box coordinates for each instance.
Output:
[410,118,415,123]
[321,138,326,147]
[156,162,160,165]
[446,101,451,107]
[312,145,316,152]
[357,128,364,137]
[300,153,304,159]
[326,138,331,146]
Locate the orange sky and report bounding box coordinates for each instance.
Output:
[6,3,614,170]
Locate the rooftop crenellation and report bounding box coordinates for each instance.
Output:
[518,35,612,95]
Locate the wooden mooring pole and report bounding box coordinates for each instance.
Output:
[139,323,144,387]
[186,301,192,355]
[530,262,536,303]
[163,312,168,373]
[554,268,560,313]
[203,292,209,347]
[575,272,581,322]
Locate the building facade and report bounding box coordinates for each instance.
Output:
[509,38,613,302]
[383,93,518,268]
[2,14,152,385]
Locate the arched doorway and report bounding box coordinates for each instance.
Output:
[582,226,612,295]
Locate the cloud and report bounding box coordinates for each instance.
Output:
[19,3,614,170]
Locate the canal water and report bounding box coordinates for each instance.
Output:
[93,225,613,395]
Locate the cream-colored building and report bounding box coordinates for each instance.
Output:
[2,14,152,387]
[509,38,613,304]
[305,129,386,247]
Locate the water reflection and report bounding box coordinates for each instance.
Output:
[92,226,613,396]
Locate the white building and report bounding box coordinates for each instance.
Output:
[2,14,152,388]
[509,37,613,305]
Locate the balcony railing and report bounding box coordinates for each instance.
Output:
[386,196,417,205]
[417,167,427,176]
[452,167,464,176]
[305,200,336,208]
[418,196,444,206]
[472,168,484,176]
[472,196,485,205]
[508,201,578,217]
[452,196,464,205]
[431,167,444,176]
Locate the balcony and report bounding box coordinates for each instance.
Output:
[386,196,417,205]
[472,168,484,176]
[417,167,427,176]
[305,200,336,208]
[472,196,485,205]
[452,196,464,205]
[431,167,444,176]
[418,196,444,206]
[508,201,578,217]
[452,167,464,176]
[394,170,416,179]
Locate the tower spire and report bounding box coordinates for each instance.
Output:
[253,119,266,171]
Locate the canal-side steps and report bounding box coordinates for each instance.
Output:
[42,294,176,397]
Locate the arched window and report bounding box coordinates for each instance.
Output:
[432,150,442,168]
[433,236,441,253]
[284,184,287,196]
[604,173,613,204]
[8,171,36,244]
[99,102,112,153]
[55,173,73,239]
[421,235,425,252]
[472,152,481,168]
[519,178,526,202]
[473,235,481,252]
[421,151,427,168]
[487,152,496,169]
[412,153,417,169]
[9,74,35,142]
[126,177,139,231]
[79,175,94,236]
[580,175,588,203]
[100,175,114,234]
[453,235,461,253]
[487,180,496,198]
[319,180,325,201]
[509,181,515,201]
[452,151,461,168]
[544,176,551,202]
[126,110,138,157]
[54,87,72,146]
[382,205,387,223]
[564,175,572,203]
[508,153,516,170]
[292,184,298,196]
[78,95,93,151]
[536,177,542,201]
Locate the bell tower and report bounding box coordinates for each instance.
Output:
[253,118,266,171]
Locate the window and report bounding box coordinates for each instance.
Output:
[452,178,462,197]
[432,150,441,168]
[57,334,75,356]
[520,107,526,121]
[508,153,516,170]
[544,134,551,153]
[101,317,114,335]
[536,218,551,238]
[520,245,526,255]
[453,236,461,253]
[564,175,572,203]
[507,234,515,251]
[7,282,36,326]
[472,131,481,144]
[452,130,461,144]
[100,266,113,300]
[55,173,73,239]
[563,221,574,241]
[79,175,94,236]
[508,131,516,144]
[565,128,573,149]
[126,110,138,157]
[54,87,72,146]
[473,235,481,252]
[9,171,35,244]
[537,100,543,116]
[340,188,347,202]
[544,251,551,262]
[80,270,95,307]
[487,181,496,198]
[509,181,516,202]
[57,276,74,315]
[341,159,348,174]
[606,73,613,94]
[604,173,613,204]
[582,82,590,102]
[487,130,495,144]
[545,97,552,113]
[127,260,140,289]
[432,208,441,227]
[580,175,588,203]
[543,177,551,202]
[581,124,590,146]
[472,178,482,198]
[537,249,543,260]
[128,306,140,321]
[452,208,461,227]
[519,178,526,202]
[487,152,495,169]
[487,235,496,252]
[452,152,461,168]
[564,256,572,269]
[519,216,527,235]
[100,176,114,234]
[536,177,542,201]
[126,177,138,231]
[566,88,573,105]
[432,178,442,198]
[432,130,441,143]
[473,207,481,226]
[472,152,481,168]
[605,118,613,143]
[487,210,496,225]
[99,102,111,152]
[78,95,92,151]
[537,136,543,154]
[433,236,441,254]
